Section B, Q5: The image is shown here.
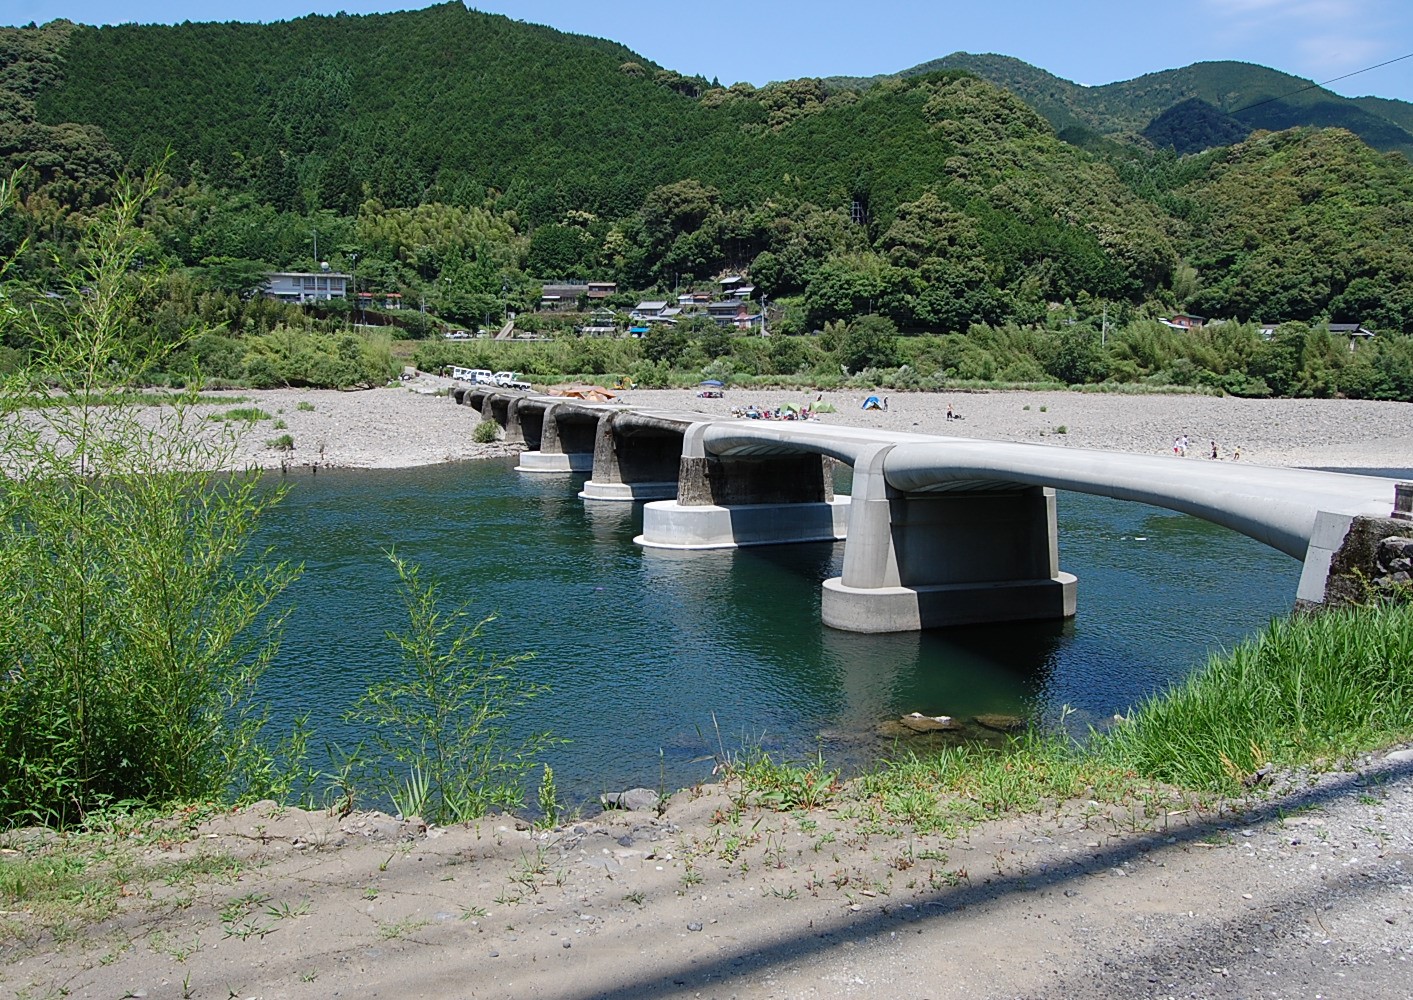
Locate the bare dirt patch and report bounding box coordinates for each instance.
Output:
[5,745,1410,999]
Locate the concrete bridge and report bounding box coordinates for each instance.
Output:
[451,384,1406,633]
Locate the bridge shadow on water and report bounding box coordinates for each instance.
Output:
[686,538,1070,771]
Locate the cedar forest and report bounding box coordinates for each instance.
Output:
[3,2,1413,400]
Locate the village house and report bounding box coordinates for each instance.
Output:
[263,269,351,304]
[706,299,761,330]
[355,291,402,310]
[1258,321,1376,351]
[539,282,588,312]
[1329,322,1377,350]
[630,300,683,323]
[578,308,619,337]
[1160,312,1206,330]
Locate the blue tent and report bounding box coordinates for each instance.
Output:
[861,395,884,410]
[699,379,724,387]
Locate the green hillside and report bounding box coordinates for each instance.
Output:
[1182,127,1413,330]
[2,2,1412,351]
[33,2,725,220]
[1352,94,1413,134]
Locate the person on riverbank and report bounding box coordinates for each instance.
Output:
[947,403,954,421]
[1211,440,1219,460]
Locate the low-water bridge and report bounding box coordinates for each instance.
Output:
[450,384,1405,633]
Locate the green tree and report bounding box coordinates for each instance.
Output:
[837,314,899,372]
[642,324,690,366]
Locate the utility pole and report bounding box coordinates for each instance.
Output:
[1101,303,1108,347]
[349,252,358,330]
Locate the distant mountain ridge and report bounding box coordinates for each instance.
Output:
[826,53,1413,158]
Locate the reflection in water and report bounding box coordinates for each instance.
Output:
[257,458,1309,803]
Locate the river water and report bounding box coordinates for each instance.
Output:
[256,458,1308,804]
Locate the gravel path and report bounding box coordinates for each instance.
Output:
[5,746,1409,999]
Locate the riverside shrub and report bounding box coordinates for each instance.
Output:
[0,171,299,828]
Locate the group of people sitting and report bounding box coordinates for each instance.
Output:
[730,404,817,421]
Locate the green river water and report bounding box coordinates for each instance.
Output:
[256,457,1313,805]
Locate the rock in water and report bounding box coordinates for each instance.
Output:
[898,712,961,733]
[601,788,661,812]
[974,713,1024,732]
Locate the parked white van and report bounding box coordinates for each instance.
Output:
[450,367,493,384]
[493,371,532,390]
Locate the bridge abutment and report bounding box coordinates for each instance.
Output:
[821,445,1076,632]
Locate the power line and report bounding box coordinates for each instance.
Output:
[1228,51,1413,117]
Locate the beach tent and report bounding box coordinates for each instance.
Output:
[699,379,724,388]
[861,395,884,410]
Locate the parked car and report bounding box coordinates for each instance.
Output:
[493,371,532,390]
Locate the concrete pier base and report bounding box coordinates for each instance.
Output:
[819,443,1077,632]
[516,451,592,474]
[580,480,679,502]
[636,497,851,549]
[821,573,1077,632]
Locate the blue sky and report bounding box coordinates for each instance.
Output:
[7,0,1413,102]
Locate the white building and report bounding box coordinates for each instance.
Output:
[264,270,351,304]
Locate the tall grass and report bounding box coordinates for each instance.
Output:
[1096,602,1413,790]
[856,601,1413,824]
[344,553,557,824]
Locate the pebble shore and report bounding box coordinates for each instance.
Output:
[204,379,1412,473]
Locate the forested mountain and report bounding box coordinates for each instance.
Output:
[857,53,1413,159]
[32,3,709,220]
[2,0,1413,365]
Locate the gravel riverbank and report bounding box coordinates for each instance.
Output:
[201,380,1411,473]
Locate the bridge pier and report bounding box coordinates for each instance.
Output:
[821,445,1076,632]
[637,425,850,548]
[516,403,597,473]
[506,398,542,450]
[581,412,686,501]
